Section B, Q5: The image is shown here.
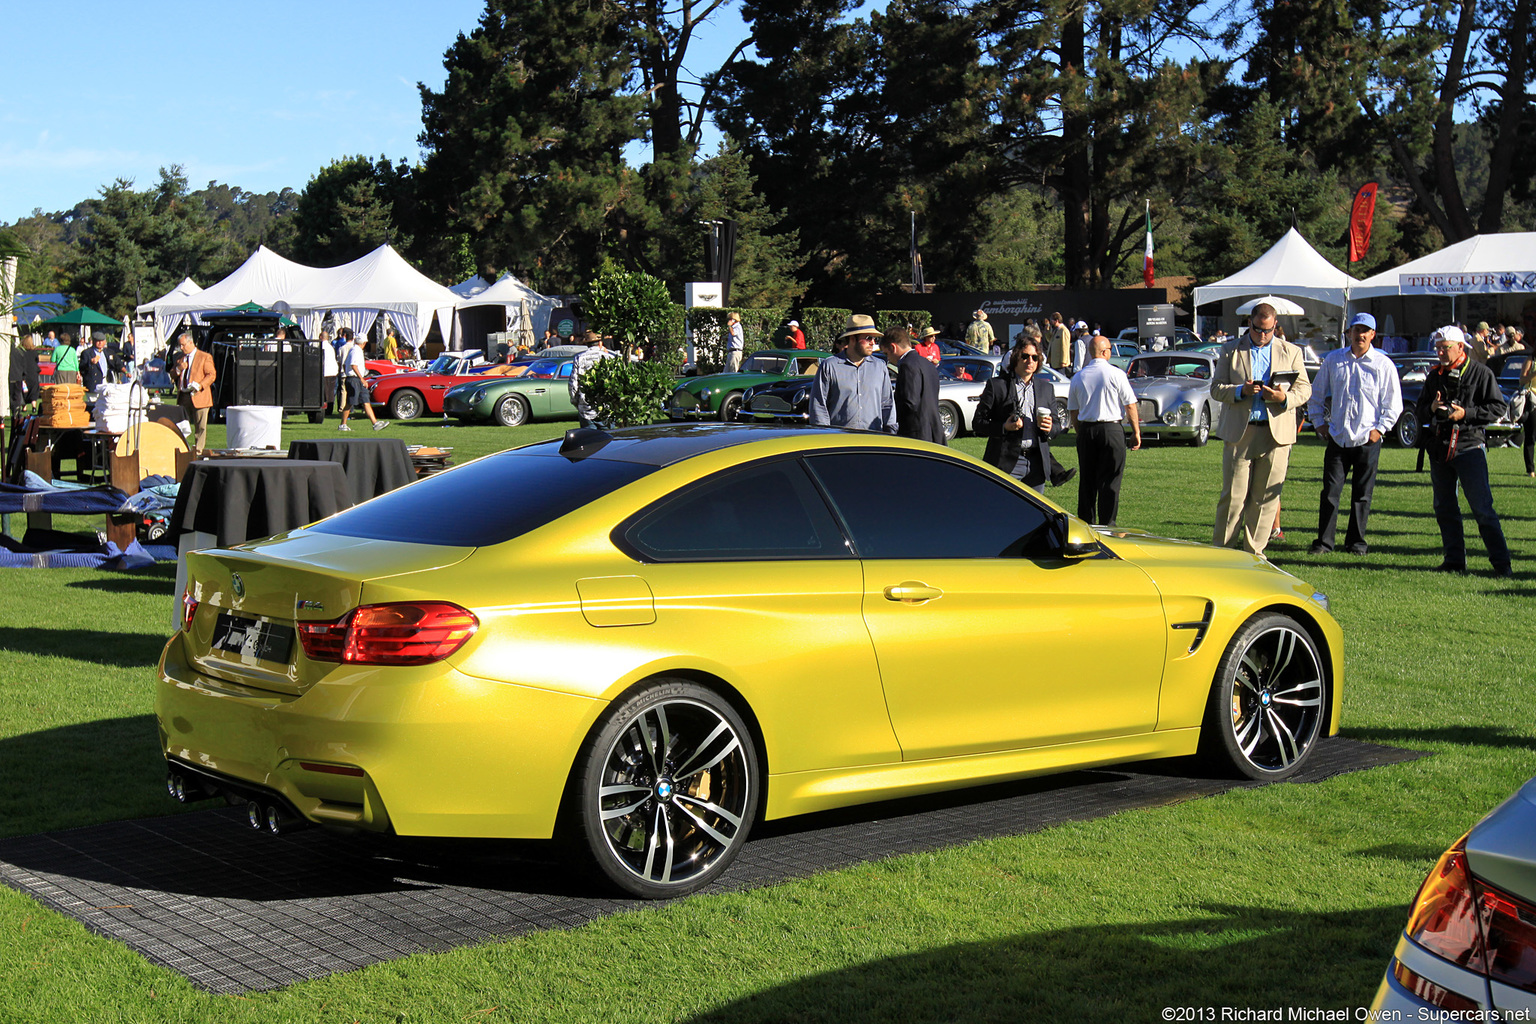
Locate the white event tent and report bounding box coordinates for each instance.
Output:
[1348,232,1536,337]
[146,245,462,351]
[450,274,491,298]
[284,244,461,348]
[135,276,204,344]
[456,273,559,347]
[1192,228,1360,325]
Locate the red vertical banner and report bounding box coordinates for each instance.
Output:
[1143,201,1155,287]
[1349,183,1379,263]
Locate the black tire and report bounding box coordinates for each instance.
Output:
[574,679,759,899]
[145,522,168,542]
[1187,407,1211,447]
[389,389,424,421]
[1054,398,1069,427]
[1200,613,1326,781]
[1392,408,1419,448]
[717,392,743,422]
[495,394,530,427]
[308,409,326,424]
[938,401,961,442]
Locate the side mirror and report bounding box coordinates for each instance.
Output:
[1060,515,1100,559]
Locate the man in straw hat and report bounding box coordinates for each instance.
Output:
[809,315,895,432]
[571,330,618,428]
[964,309,994,353]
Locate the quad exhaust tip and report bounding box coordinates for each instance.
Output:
[246,800,297,835]
[168,766,309,835]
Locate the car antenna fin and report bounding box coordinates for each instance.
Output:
[560,427,613,461]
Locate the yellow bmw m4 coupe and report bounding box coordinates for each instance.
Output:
[158,424,1343,898]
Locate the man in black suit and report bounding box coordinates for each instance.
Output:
[80,331,112,392]
[885,327,945,445]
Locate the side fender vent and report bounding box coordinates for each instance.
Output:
[1170,600,1214,655]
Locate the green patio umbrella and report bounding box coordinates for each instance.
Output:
[34,306,123,329]
[217,301,297,327]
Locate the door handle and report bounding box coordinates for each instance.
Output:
[883,582,943,603]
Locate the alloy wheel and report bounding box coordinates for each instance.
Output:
[581,685,758,897]
[1205,614,1325,780]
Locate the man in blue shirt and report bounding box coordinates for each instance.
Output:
[809,315,895,432]
[1306,313,1402,555]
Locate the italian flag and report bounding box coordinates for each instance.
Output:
[1143,201,1154,288]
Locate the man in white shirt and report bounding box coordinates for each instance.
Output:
[337,328,386,431]
[1306,313,1401,555]
[724,313,745,373]
[570,331,618,427]
[1068,335,1141,526]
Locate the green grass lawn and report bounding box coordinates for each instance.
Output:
[1,418,1532,1023]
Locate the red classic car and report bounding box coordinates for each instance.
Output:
[366,350,507,420]
[368,346,586,419]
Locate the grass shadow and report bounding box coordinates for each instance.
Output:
[0,627,167,668]
[0,715,172,839]
[65,575,177,596]
[682,904,1407,1022]
[1346,725,1536,753]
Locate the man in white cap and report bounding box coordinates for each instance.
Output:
[1417,325,1512,576]
[725,312,745,372]
[787,319,806,350]
[1306,313,1401,555]
[809,315,894,431]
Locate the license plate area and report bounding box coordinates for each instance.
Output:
[211,612,295,665]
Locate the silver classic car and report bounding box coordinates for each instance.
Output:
[936,355,1070,443]
[1124,352,1222,446]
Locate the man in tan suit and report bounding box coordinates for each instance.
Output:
[1211,304,1311,555]
[175,331,216,457]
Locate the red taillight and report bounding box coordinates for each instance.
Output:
[1407,839,1487,972]
[1479,877,1536,993]
[1406,833,1536,999]
[182,591,199,631]
[299,602,478,666]
[297,619,349,662]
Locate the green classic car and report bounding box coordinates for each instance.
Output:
[442,356,578,426]
[667,349,832,422]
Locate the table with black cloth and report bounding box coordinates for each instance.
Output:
[168,459,353,548]
[286,437,415,504]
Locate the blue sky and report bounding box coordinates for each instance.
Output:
[1,0,747,225]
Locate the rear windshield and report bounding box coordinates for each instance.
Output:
[308,453,654,546]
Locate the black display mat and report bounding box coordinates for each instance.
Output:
[0,738,1424,994]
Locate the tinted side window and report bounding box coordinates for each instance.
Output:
[309,454,654,546]
[806,452,1056,558]
[623,459,847,562]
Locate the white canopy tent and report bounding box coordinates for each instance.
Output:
[135,276,204,345]
[1351,232,1536,299]
[283,245,462,349]
[1192,228,1360,317]
[455,272,559,350]
[450,274,491,298]
[150,245,461,351]
[1346,233,1536,340]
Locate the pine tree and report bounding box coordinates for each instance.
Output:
[68,167,222,316]
[416,0,649,292]
[687,142,804,307]
[291,156,411,266]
